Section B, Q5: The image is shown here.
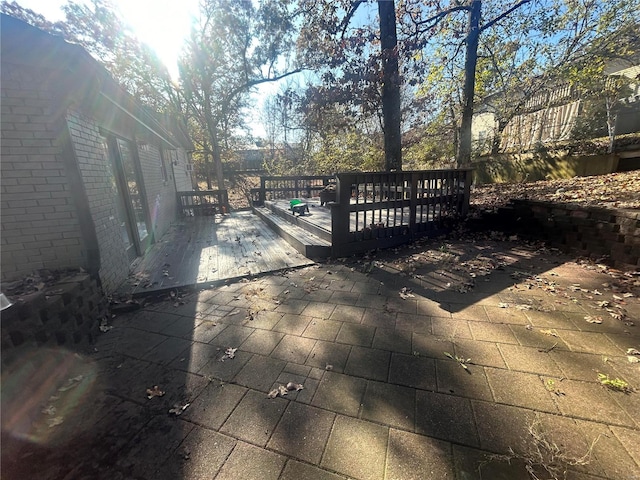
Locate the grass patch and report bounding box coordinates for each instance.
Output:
[485,416,599,480]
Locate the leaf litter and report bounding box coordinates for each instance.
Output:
[146,385,165,399]
[268,382,304,399]
[444,351,472,373]
[219,347,238,362]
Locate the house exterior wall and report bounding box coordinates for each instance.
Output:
[471,112,497,154]
[137,143,178,246]
[1,15,194,294]
[1,62,86,282]
[173,149,194,192]
[65,110,131,292]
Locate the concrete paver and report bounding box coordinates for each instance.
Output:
[2,241,639,480]
[385,429,454,480]
[306,339,351,372]
[344,346,390,381]
[389,352,437,390]
[267,401,335,464]
[220,390,288,446]
[415,390,480,446]
[361,380,415,430]
[321,415,388,480]
[215,441,286,480]
[435,358,493,401]
[280,460,346,480]
[312,371,367,416]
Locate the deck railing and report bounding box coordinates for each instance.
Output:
[330,169,472,256]
[251,175,335,206]
[177,190,229,216]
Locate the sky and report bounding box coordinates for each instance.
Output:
[15,0,199,77]
[15,0,303,138]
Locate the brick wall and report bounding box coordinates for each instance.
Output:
[483,201,640,271]
[0,273,108,367]
[66,110,131,293]
[137,142,178,244]
[1,63,85,282]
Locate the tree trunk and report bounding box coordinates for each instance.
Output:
[491,118,508,155]
[605,96,616,154]
[457,0,481,168]
[378,0,402,171]
[209,127,225,190]
[202,140,212,189]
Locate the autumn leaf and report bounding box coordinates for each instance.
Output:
[146,386,165,399]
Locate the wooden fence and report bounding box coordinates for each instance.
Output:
[330,169,472,256]
[177,190,229,216]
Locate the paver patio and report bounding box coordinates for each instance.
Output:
[2,240,639,480]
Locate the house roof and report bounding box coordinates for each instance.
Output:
[0,13,192,150]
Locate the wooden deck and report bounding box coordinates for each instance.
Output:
[121,211,315,296]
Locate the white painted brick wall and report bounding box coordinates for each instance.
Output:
[1,63,84,282]
[66,110,130,293]
[136,142,178,243]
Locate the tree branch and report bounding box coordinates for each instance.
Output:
[340,0,366,38]
[479,0,531,33]
[415,4,470,29]
[222,68,305,114]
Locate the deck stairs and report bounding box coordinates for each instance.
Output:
[252,201,332,260]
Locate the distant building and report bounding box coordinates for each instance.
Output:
[471,61,640,155]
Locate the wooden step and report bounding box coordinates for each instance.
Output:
[253,206,331,260]
[264,200,332,243]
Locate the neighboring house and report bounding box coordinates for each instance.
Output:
[471,61,640,154]
[1,14,194,294]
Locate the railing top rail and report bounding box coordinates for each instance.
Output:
[337,168,472,176]
[261,175,335,181]
[177,189,227,195]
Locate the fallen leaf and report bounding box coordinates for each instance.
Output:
[47,417,64,428]
[58,375,84,392]
[169,402,190,416]
[286,382,304,391]
[498,302,510,308]
[584,315,603,324]
[540,329,559,337]
[219,347,238,362]
[627,348,640,355]
[515,304,533,310]
[399,287,415,299]
[628,356,640,364]
[146,386,165,399]
[41,405,56,416]
[267,388,279,398]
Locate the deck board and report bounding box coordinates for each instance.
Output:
[122,211,314,296]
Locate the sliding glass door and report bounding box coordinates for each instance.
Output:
[102,135,150,261]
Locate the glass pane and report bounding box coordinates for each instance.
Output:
[102,138,133,250]
[117,138,149,243]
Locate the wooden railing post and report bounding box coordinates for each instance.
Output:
[330,173,352,256]
[409,171,418,236]
[260,177,267,204]
[462,168,472,216]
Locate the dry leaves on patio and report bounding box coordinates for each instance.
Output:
[267,382,304,399]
